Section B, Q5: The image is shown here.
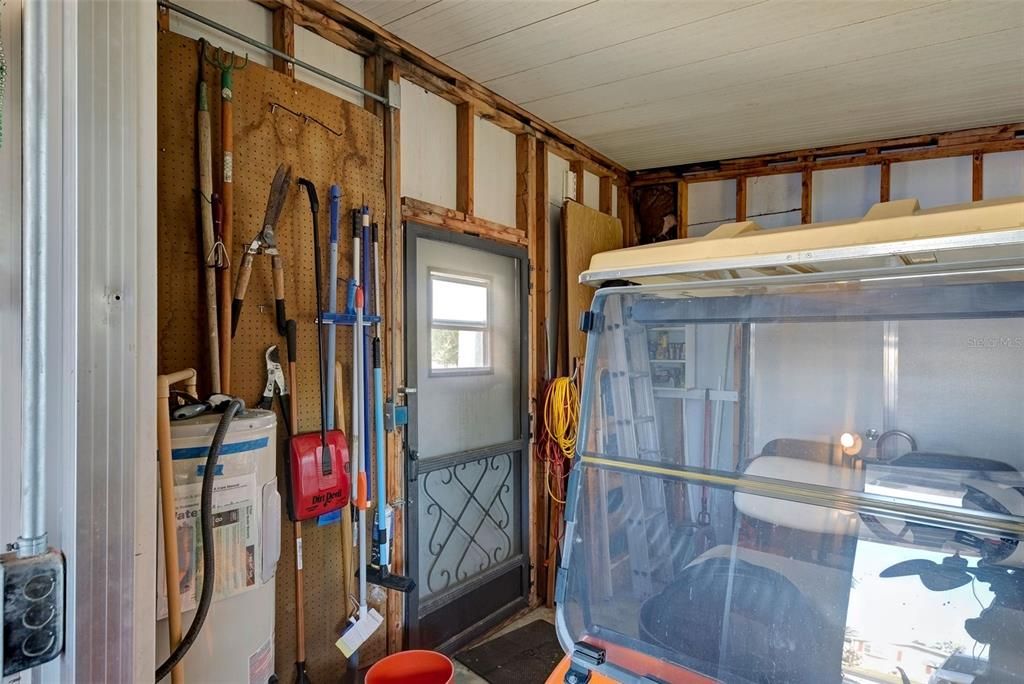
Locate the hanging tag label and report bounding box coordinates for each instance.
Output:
[295,537,303,570]
[224,152,234,183]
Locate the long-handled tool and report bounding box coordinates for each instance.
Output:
[334,361,356,622]
[195,39,221,393]
[336,209,383,659]
[157,369,197,684]
[367,222,414,593]
[325,185,341,435]
[360,209,373,487]
[232,164,291,337]
[208,47,247,392]
[350,209,366,513]
[283,321,312,684]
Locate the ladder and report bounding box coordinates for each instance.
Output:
[602,295,671,599]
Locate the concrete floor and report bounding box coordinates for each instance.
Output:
[452,606,556,683]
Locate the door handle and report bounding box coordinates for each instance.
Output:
[407,448,419,482]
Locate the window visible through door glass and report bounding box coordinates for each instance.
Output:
[429,271,490,372]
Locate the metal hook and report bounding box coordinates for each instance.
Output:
[206,45,249,72]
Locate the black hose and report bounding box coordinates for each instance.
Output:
[156,398,243,682]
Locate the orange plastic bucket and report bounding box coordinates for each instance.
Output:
[364,650,455,684]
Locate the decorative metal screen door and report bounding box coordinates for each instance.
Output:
[404,224,530,652]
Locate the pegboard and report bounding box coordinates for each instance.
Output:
[157,31,389,680]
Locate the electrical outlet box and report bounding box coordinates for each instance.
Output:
[1,549,65,676]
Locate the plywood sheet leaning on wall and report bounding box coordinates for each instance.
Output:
[157,32,387,680]
[562,200,623,365]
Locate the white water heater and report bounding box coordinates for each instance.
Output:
[156,409,281,683]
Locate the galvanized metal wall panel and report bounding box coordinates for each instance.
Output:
[76,1,158,681]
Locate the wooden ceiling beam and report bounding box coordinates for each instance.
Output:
[632,122,1024,186]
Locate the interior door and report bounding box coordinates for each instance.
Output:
[404,224,529,652]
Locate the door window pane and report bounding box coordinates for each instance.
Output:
[431,328,487,370]
[429,271,491,373]
[431,276,488,324]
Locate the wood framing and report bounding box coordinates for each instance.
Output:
[973,151,984,201]
[629,123,1023,242]
[801,169,812,224]
[382,60,404,655]
[599,176,613,215]
[632,122,1024,186]
[534,141,553,606]
[402,197,527,246]
[457,102,476,215]
[619,184,633,246]
[677,181,688,239]
[363,54,383,116]
[517,133,541,606]
[272,7,295,76]
[570,160,584,205]
[735,176,747,222]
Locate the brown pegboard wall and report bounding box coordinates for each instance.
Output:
[157,32,388,679]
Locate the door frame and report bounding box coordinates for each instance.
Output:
[403,222,531,653]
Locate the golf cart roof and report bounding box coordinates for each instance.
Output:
[580,197,1024,287]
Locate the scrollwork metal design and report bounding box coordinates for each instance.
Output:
[422,452,514,595]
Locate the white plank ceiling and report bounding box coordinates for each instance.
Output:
[341,0,1024,170]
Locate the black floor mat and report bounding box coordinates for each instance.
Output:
[456,619,563,683]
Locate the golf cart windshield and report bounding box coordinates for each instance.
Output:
[555,200,1024,684]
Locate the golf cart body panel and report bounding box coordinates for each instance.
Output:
[555,198,1024,684]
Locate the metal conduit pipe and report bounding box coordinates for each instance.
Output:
[19,0,50,560]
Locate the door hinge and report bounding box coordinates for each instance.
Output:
[564,642,605,684]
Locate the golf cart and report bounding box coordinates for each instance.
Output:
[548,197,1024,684]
